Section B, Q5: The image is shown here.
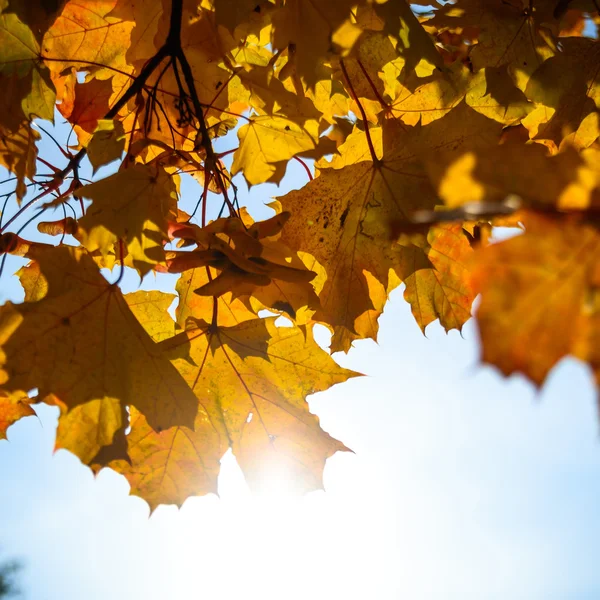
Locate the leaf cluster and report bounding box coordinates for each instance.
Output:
[1,0,600,508]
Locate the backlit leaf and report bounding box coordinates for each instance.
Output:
[279,105,501,334]
[0,246,198,434]
[75,163,179,274]
[0,389,35,440]
[471,214,600,386]
[160,317,359,495]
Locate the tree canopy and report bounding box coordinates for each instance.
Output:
[0,559,20,599]
[0,0,599,510]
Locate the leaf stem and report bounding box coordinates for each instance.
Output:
[356,58,388,111]
[293,156,313,181]
[111,239,126,287]
[340,59,379,164]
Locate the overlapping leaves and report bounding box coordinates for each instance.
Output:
[1,0,600,510]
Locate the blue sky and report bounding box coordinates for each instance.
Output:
[1,125,600,600]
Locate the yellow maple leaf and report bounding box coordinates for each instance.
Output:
[158,316,358,497]
[428,143,600,211]
[402,223,475,333]
[52,290,178,466]
[369,0,444,78]
[42,0,134,78]
[429,0,558,91]
[0,121,39,200]
[524,37,600,147]
[86,119,126,172]
[75,163,179,274]
[0,11,55,131]
[390,64,532,126]
[0,389,36,440]
[271,0,360,87]
[0,246,198,438]
[107,405,225,510]
[279,104,501,335]
[232,115,322,185]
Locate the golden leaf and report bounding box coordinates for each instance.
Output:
[428,143,600,210]
[159,317,359,496]
[403,224,475,333]
[524,37,600,146]
[279,104,501,334]
[0,389,35,440]
[471,214,600,386]
[430,0,558,90]
[0,246,198,434]
[0,12,55,130]
[75,163,179,274]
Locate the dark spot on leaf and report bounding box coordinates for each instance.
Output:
[61,317,70,326]
[284,125,290,131]
[340,206,350,228]
[253,4,261,12]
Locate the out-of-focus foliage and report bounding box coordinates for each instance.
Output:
[0,558,21,598]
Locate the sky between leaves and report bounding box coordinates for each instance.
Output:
[1,0,600,510]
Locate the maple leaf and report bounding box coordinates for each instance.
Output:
[470,214,600,386]
[0,389,36,440]
[1,0,599,513]
[213,0,272,33]
[369,0,444,78]
[105,405,225,510]
[86,119,126,172]
[0,246,198,438]
[400,224,475,333]
[278,104,501,336]
[390,64,532,127]
[74,163,179,274]
[108,0,164,66]
[271,0,360,87]
[42,0,134,78]
[0,11,55,132]
[329,269,400,353]
[0,121,39,199]
[428,143,600,211]
[523,37,600,147]
[229,64,321,123]
[429,0,558,90]
[53,290,178,465]
[231,115,323,186]
[157,316,358,499]
[4,0,68,42]
[57,77,114,144]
